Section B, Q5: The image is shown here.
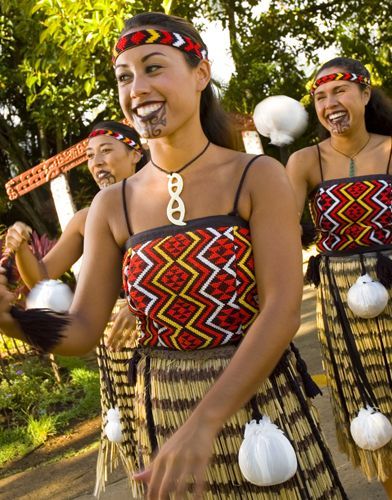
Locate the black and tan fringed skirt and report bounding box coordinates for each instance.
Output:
[316,251,392,482]
[94,342,346,499]
[94,298,138,497]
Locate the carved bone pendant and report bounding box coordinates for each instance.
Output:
[167,173,186,226]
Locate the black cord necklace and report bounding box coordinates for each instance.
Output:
[150,141,210,226]
[330,135,371,177]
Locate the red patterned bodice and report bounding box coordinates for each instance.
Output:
[310,174,392,253]
[122,216,259,350]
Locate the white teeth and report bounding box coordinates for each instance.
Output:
[136,103,162,117]
[97,171,109,179]
[328,111,346,121]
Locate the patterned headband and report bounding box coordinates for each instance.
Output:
[88,129,142,153]
[310,72,371,96]
[112,28,208,64]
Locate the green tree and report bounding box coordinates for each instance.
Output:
[0,0,390,231]
[0,0,162,231]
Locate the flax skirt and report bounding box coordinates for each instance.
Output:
[94,298,138,497]
[95,339,345,499]
[317,252,392,482]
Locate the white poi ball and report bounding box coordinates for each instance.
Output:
[104,407,123,443]
[253,95,308,146]
[350,406,392,451]
[238,416,297,486]
[347,274,389,319]
[26,279,73,313]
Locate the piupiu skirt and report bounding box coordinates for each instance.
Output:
[94,341,346,499]
[317,251,392,482]
[94,298,137,497]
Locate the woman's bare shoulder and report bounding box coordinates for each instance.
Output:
[287,144,320,167]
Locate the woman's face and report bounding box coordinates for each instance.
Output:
[86,135,136,189]
[313,66,371,136]
[114,38,209,140]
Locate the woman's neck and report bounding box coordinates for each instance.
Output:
[148,131,210,173]
[329,127,370,157]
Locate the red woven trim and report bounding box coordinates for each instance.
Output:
[88,129,142,152]
[112,29,208,63]
[310,72,370,96]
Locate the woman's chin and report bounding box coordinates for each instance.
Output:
[329,122,351,136]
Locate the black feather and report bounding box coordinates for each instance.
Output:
[10,306,70,353]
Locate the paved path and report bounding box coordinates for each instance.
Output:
[75,281,387,499]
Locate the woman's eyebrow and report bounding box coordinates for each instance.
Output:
[114,51,166,70]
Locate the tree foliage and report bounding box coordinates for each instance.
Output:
[0,0,390,232]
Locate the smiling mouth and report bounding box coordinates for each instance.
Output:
[133,102,164,121]
[96,170,116,187]
[327,111,347,125]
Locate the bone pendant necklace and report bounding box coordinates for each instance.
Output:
[151,141,210,226]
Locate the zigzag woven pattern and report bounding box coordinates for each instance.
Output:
[88,129,142,152]
[122,224,258,350]
[113,29,208,63]
[311,176,392,252]
[310,72,370,95]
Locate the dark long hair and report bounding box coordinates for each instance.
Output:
[119,12,238,149]
[315,57,392,136]
[91,120,148,171]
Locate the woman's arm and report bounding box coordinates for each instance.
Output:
[5,209,88,289]
[5,222,40,289]
[285,148,312,218]
[0,191,123,356]
[138,156,304,498]
[191,157,303,425]
[40,208,88,281]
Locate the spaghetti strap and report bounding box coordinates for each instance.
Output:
[229,155,264,216]
[316,144,324,181]
[386,137,392,174]
[122,178,133,237]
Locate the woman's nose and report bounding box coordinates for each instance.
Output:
[130,74,150,99]
[89,152,104,167]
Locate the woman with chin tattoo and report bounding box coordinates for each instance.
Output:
[4,119,148,494]
[0,13,350,499]
[286,57,392,495]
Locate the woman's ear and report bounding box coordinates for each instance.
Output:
[131,149,143,163]
[195,59,211,92]
[363,86,371,106]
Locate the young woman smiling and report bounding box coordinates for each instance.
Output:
[0,14,346,499]
[286,57,392,497]
[4,120,148,494]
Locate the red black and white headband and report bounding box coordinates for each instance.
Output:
[88,129,143,153]
[310,72,371,96]
[112,28,208,64]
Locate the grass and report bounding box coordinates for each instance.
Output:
[0,354,100,467]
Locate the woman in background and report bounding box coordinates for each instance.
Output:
[286,57,392,497]
[5,120,148,495]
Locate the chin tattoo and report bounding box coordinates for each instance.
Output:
[99,174,117,188]
[331,122,350,135]
[134,107,167,138]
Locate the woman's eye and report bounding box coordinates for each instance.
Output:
[146,64,162,74]
[102,149,112,154]
[86,153,94,160]
[117,73,132,83]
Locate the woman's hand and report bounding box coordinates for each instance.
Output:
[134,417,218,499]
[5,222,32,253]
[105,303,137,350]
